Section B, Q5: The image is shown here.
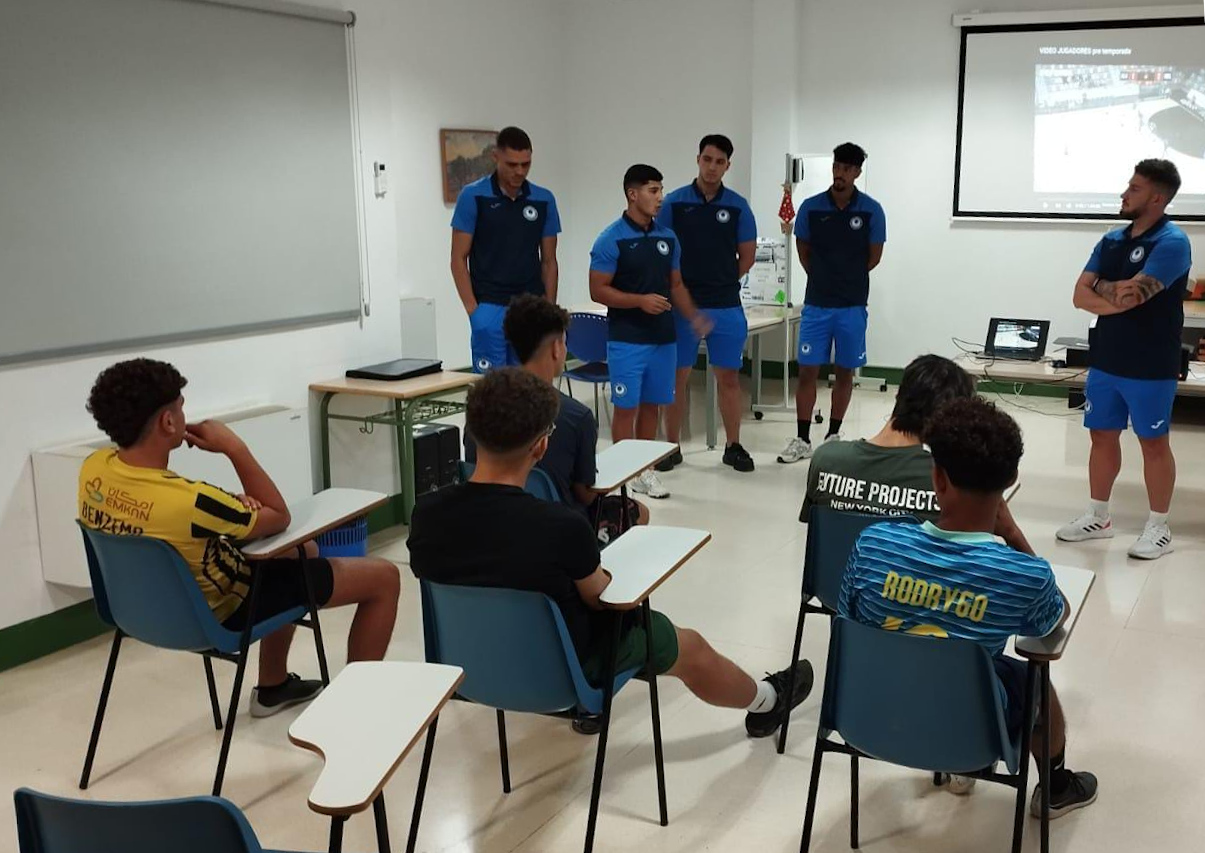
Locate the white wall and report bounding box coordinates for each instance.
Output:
[794,0,1204,368]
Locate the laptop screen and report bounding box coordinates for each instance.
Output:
[986,318,1049,360]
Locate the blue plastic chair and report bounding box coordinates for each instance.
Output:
[458,461,561,503]
[13,787,302,853]
[777,508,919,754]
[418,580,661,853]
[800,618,1032,852]
[77,523,329,797]
[564,312,611,423]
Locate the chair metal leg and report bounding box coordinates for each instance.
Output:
[1012,663,1038,853]
[642,601,668,827]
[298,544,331,686]
[373,792,391,853]
[592,384,600,424]
[799,740,826,853]
[405,716,441,853]
[850,754,860,849]
[329,815,347,853]
[212,651,249,797]
[1040,663,1052,853]
[79,630,123,789]
[203,656,223,730]
[777,604,808,755]
[583,615,623,853]
[496,709,512,794]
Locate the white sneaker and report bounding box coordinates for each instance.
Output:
[630,469,669,499]
[1055,512,1114,543]
[947,775,978,795]
[777,436,813,464]
[823,433,844,445]
[1128,523,1173,560]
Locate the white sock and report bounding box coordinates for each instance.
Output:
[1147,511,1170,528]
[746,680,777,714]
[1089,499,1110,519]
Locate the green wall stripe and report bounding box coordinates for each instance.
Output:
[0,600,110,673]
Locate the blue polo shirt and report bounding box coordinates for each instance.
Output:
[589,213,681,345]
[657,181,757,309]
[450,173,561,305]
[1085,216,1192,381]
[794,188,886,308]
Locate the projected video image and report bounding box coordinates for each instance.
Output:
[1034,65,1205,199]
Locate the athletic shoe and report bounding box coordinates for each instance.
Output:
[776,436,813,464]
[654,449,683,472]
[946,775,978,795]
[1055,513,1114,543]
[722,442,755,472]
[1029,771,1098,819]
[1128,523,1173,560]
[571,712,602,736]
[630,469,669,499]
[823,433,844,444]
[250,673,323,718]
[745,660,814,738]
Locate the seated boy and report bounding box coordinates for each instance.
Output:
[410,368,811,738]
[801,353,1032,555]
[79,358,400,716]
[465,293,648,544]
[839,396,1097,816]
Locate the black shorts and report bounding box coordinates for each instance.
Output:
[222,558,335,632]
[993,655,1036,738]
[591,495,641,544]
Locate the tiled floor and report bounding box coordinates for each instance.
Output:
[4,376,1204,852]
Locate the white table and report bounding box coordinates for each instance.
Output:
[592,440,679,494]
[955,354,1205,399]
[289,661,464,853]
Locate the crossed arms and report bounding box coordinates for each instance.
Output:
[1073,271,1164,316]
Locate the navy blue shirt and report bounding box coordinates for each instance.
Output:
[657,181,757,309]
[1085,216,1192,380]
[450,173,561,305]
[590,213,681,345]
[464,390,597,514]
[794,188,886,308]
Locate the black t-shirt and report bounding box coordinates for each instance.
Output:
[464,390,597,513]
[407,482,603,654]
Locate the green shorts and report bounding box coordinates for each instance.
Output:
[582,610,679,686]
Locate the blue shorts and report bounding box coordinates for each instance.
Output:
[469,303,518,373]
[674,307,748,370]
[798,305,868,369]
[607,342,676,409]
[1084,369,1176,438]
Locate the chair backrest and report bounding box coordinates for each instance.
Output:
[820,618,1019,774]
[77,523,225,652]
[14,788,264,853]
[566,312,609,364]
[803,507,918,610]
[457,462,562,503]
[79,526,116,627]
[420,580,596,714]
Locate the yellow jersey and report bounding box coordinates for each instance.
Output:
[78,449,260,623]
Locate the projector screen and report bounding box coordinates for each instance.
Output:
[955,17,1205,220]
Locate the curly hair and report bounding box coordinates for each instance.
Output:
[926,397,1023,493]
[86,359,187,448]
[890,354,976,437]
[466,368,560,454]
[504,294,569,364]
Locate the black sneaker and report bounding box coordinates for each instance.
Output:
[745,660,814,738]
[654,449,683,472]
[570,712,602,736]
[250,673,324,718]
[722,442,755,472]
[1029,770,1098,819]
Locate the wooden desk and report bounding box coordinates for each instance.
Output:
[241,488,388,559]
[592,440,678,494]
[311,372,479,525]
[290,661,464,853]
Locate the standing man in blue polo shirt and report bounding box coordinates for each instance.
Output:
[1057,159,1192,560]
[778,142,886,464]
[658,134,759,473]
[450,126,561,372]
[590,164,710,499]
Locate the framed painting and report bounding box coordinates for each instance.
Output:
[441,128,496,204]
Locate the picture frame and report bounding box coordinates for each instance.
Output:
[441,128,497,204]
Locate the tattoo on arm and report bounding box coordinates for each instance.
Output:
[1130,274,1164,304]
[1093,280,1118,300]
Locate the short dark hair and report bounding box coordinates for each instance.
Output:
[833,142,867,168]
[87,358,188,448]
[1135,158,1181,201]
[890,354,976,437]
[926,397,1023,494]
[623,164,663,195]
[504,294,569,364]
[496,126,532,152]
[465,368,560,455]
[699,134,734,159]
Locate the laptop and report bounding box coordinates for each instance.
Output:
[345,358,442,381]
[983,318,1050,362]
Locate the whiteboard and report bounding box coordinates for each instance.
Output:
[0,0,362,365]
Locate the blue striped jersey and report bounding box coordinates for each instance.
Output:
[839,521,1064,658]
